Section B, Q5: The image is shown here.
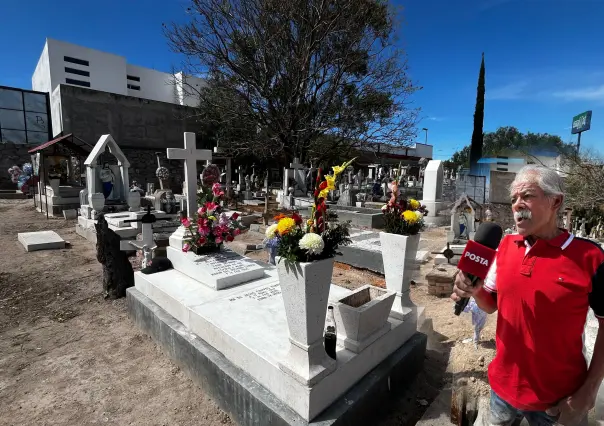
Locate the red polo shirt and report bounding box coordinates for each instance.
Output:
[483,230,604,411]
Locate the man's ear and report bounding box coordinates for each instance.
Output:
[551,195,563,210]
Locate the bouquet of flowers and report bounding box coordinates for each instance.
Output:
[381,196,428,236]
[266,159,355,262]
[180,179,244,254]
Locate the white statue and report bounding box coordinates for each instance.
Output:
[99,163,115,199]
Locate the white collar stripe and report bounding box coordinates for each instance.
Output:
[561,233,574,250]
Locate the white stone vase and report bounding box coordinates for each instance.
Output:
[89,192,106,212]
[276,256,336,386]
[379,232,420,321]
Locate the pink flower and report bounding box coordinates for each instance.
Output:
[181,217,191,227]
[212,183,224,197]
[215,237,223,244]
[197,236,207,245]
[205,201,218,213]
[182,243,190,253]
[197,206,206,215]
[213,227,222,237]
[233,228,241,236]
[198,226,210,236]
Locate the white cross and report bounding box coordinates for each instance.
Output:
[167,132,212,216]
[290,157,306,190]
[290,157,303,172]
[120,222,156,268]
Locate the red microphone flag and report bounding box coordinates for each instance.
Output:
[457,240,497,280]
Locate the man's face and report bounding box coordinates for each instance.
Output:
[510,182,560,236]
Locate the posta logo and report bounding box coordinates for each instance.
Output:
[457,240,497,280]
[464,251,489,266]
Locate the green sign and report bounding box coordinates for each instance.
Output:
[571,110,592,134]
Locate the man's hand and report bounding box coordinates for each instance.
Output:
[545,384,597,425]
[450,271,483,302]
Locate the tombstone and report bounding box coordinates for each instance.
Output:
[289,158,306,196]
[146,183,155,196]
[237,166,244,192]
[263,171,269,192]
[356,170,364,191]
[420,160,447,226]
[250,166,256,190]
[120,207,158,269]
[166,132,212,217]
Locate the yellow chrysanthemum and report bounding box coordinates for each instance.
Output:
[277,217,296,235]
[402,210,419,224]
[409,199,420,210]
[307,219,314,226]
[319,189,329,199]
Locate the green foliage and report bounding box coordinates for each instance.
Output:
[469,53,486,168]
[446,127,574,171]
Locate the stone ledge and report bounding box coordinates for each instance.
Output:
[127,287,427,426]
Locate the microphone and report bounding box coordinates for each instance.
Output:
[454,222,503,316]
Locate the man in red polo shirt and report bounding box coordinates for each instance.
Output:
[452,165,604,426]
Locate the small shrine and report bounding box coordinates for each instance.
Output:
[27,133,92,217]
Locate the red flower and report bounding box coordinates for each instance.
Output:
[233,228,241,236]
[231,212,239,220]
[197,236,207,245]
[292,212,303,225]
[318,181,328,191]
[226,234,234,242]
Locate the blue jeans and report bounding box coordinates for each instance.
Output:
[489,391,587,426]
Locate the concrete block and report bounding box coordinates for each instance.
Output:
[62,209,77,220]
[18,230,65,252]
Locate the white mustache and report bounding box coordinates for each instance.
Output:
[514,210,532,221]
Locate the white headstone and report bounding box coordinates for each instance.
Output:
[423,160,443,202]
[167,132,212,216]
[289,158,306,192]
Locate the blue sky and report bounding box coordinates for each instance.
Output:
[1,0,603,159]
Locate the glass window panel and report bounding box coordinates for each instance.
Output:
[0,109,26,130]
[0,88,23,110]
[27,131,48,145]
[25,112,48,132]
[1,129,27,144]
[23,92,47,113]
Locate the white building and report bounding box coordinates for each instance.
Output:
[32,38,204,107]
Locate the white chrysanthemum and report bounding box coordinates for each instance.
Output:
[381,205,388,211]
[299,233,325,255]
[265,224,278,239]
[414,211,423,220]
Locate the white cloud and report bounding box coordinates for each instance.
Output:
[487,81,528,100]
[551,85,604,102]
[428,116,445,122]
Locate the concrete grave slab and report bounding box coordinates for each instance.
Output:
[62,209,78,220]
[18,230,66,252]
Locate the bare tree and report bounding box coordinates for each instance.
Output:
[164,0,420,165]
[561,149,604,210]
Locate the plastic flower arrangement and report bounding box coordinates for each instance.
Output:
[180,176,244,254]
[270,159,355,262]
[380,162,429,235]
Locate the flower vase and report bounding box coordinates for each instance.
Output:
[276,256,336,386]
[379,232,420,321]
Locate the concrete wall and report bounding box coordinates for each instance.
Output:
[126,64,176,104]
[490,170,516,204]
[174,72,206,107]
[55,84,204,188]
[32,42,52,94]
[31,38,201,107]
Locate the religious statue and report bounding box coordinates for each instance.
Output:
[162,191,178,214]
[100,163,115,199]
[485,208,493,222]
[459,211,470,240]
[244,174,251,191]
[130,180,145,196]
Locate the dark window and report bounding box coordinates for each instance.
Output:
[66,78,91,88]
[127,75,140,82]
[528,161,535,165]
[496,167,508,172]
[496,161,508,166]
[64,56,89,66]
[497,155,509,159]
[65,67,90,77]
[127,84,140,91]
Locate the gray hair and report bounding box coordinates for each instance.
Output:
[510,165,564,207]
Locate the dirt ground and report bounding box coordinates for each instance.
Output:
[0,199,494,426]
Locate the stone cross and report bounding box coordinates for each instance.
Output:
[119,207,157,269]
[290,158,305,191]
[167,132,212,217]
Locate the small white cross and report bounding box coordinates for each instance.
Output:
[167,132,212,216]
